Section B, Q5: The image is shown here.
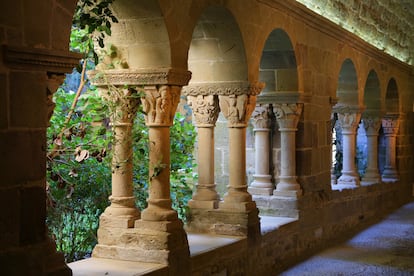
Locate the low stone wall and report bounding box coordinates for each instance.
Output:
[190,181,408,275]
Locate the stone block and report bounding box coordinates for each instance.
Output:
[189,39,220,61]
[51,6,73,50]
[0,188,19,248]
[0,130,46,186]
[0,73,7,129]
[23,1,52,47]
[128,44,170,68]
[10,72,48,127]
[20,186,46,245]
[212,61,248,81]
[275,69,298,91]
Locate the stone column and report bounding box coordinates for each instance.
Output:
[381,114,400,181]
[186,94,220,209]
[99,86,141,228]
[335,108,362,187]
[361,115,382,184]
[218,92,258,211]
[248,104,273,195]
[272,103,303,197]
[331,113,338,185]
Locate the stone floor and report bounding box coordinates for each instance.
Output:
[280,201,414,276]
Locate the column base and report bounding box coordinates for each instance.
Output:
[273,189,303,198]
[219,200,257,212]
[337,174,360,187]
[186,207,261,238]
[253,195,299,218]
[188,199,219,209]
[93,219,190,273]
[248,186,273,195]
[382,168,399,182]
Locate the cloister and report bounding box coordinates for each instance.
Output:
[1,0,413,275]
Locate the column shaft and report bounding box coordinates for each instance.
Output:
[381,115,399,181]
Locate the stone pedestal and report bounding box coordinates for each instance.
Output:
[273,103,303,197]
[335,107,362,187]
[381,114,400,181]
[362,116,382,184]
[248,104,274,195]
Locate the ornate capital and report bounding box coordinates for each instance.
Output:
[100,86,141,126]
[141,85,181,126]
[182,81,264,96]
[382,115,400,135]
[187,94,220,127]
[362,116,381,135]
[251,104,271,129]
[273,103,303,130]
[336,112,361,133]
[219,94,257,127]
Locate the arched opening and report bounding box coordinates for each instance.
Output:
[359,70,382,184]
[332,59,360,187]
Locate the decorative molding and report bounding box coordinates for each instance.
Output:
[336,112,361,133]
[187,94,220,127]
[362,117,382,135]
[88,68,192,87]
[382,114,400,135]
[3,45,81,73]
[183,81,264,96]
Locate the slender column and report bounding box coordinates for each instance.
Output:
[361,116,382,183]
[273,103,303,197]
[140,85,181,221]
[248,104,273,195]
[219,92,258,211]
[336,110,361,186]
[99,86,140,228]
[187,94,220,208]
[381,114,400,181]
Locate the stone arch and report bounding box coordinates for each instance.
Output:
[105,0,171,68]
[385,78,399,114]
[188,5,248,82]
[259,28,298,93]
[336,58,359,106]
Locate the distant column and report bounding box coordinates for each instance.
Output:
[248,104,273,195]
[336,108,362,187]
[272,103,303,197]
[381,114,400,181]
[361,115,382,184]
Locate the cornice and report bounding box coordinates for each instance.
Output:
[2,45,81,73]
[257,0,413,74]
[88,68,192,87]
[182,81,264,96]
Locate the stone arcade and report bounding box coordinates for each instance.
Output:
[1,0,413,275]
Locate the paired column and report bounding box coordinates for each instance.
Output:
[272,103,303,197]
[361,115,382,184]
[248,104,273,195]
[335,108,362,186]
[381,114,400,181]
[186,94,220,208]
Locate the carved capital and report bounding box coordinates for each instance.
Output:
[251,104,271,129]
[100,86,141,126]
[382,115,400,135]
[183,81,264,96]
[219,94,257,127]
[362,116,381,135]
[336,112,361,134]
[187,94,220,127]
[141,85,181,126]
[273,103,303,130]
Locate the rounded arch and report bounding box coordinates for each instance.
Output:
[385,78,399,114]
[336,58,359,106]
[107,0,171,69]
[188,5,248,82]
[259,28,298,93]
[363,70,382,114]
